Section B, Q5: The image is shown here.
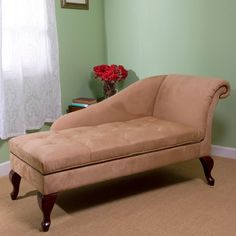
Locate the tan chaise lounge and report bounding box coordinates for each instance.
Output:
[8,74,230,232]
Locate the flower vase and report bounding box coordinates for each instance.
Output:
[103,81,117,98]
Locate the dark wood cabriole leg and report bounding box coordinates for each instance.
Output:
[199,156,215,186]
[37,192,57,232]
[9,170,21,200]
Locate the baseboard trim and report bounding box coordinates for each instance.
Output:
[0,161,10,177]
[211,145,236,159]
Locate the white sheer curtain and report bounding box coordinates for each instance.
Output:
[0,0,61,139]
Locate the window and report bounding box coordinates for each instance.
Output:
[0,0,61,139]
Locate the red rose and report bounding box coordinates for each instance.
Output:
[93,64,128,82]
[93,64,110,78]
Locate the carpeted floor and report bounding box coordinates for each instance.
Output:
[1,157,236,236]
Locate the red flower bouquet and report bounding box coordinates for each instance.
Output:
[93,64,128,98]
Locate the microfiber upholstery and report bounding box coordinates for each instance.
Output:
[8,74,230,195]
[153,75,230,136]
[9,116,202,175]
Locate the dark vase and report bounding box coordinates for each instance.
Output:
[103,81,117,98]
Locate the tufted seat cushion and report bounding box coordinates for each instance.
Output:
[9,116,203,175]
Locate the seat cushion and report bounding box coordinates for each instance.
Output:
[9,116,203,175]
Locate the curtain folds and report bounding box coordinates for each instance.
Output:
[0,0,61,139]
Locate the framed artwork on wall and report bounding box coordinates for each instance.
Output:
[61,0,89,10]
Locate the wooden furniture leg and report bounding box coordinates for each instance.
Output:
[9,170,21,200]
[37,192,57,232]
[199,156,215,186]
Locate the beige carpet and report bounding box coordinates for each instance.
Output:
[1,157,236,236]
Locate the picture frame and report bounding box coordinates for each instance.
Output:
[61,0,89,10]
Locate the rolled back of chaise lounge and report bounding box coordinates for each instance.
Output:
[51,74,230,156]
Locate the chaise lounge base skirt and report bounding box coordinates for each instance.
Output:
[10,143,200,195]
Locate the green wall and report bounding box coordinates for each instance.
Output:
[56,0,106,111]
[0,0,106,164]
[104,0,236,148]
[1,0,236,164]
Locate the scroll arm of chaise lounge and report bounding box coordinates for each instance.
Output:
[198,79,230,156]
[216,83,230,99]
[50,75,167,131]
[153,75,231,124]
